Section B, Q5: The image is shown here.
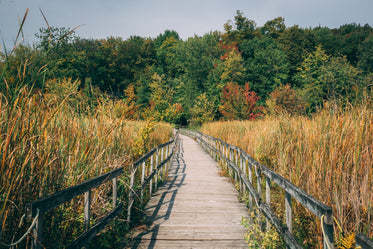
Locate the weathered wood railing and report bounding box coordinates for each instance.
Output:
[181,129,373,249]
[26,132,179,249]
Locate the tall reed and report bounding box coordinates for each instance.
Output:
[201,105,372,241]
[0,79,172,247]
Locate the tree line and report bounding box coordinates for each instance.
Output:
[1,10,373,125]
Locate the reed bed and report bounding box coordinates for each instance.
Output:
[0,82,172,247]
[200,105,372,243]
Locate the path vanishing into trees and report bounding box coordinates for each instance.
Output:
[125,134,249,248]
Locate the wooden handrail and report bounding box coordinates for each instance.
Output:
[181,129,331,249]
[26,167,123,219]
[356,233,373,249]
[182,129,373,248]
[26,132,179,249]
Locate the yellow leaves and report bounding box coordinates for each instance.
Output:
[336,232,356,249]
[219,49,245,83]
[131,121,155,158]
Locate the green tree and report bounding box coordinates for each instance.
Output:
[190,93,215,125]
[172,33,222,115]
[146,73,182,123]
[358,33,373,72]
[312,26,343,57]
[35,27,86,80]
[218,43,246,85]
[320,56,361,104]
[294,45,330,88]
[0,44,45,93]
[260,17,286,39]
[240,37,289,101]
[335,23,373,66]
[296,46,362,111]
[156,36,179,78]
[222,10,260,44]
[154,30,180,49]
[277,25,316,80]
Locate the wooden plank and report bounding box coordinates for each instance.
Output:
[125,135,248,248]
[181,129,303,249]
[356,233,373,249]
[285,191,292,233]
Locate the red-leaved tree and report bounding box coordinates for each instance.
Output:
[219,82,263,120]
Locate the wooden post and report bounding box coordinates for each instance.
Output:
[285,191,292,233]
[113,177,117,208]
[127,165,135,223]
[166,144,170,172]
[141,161,146,201]
[160,147,164,180]
[228,148,232,176]
[84,190,91,231]
[222,144,224,165]
[239,152,243,194]
[323,212,335,249]
[266,177,271,230]
[256,167,262,229]
[248,162,253,210]
[32,213,43,249]
[155,148,159,191]
[242,157,247,193]
[256,168,261,197]
[235,149,238,166]
[150,155,154,196]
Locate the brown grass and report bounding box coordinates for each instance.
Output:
[0,80,172,247]
[200,104,373,240]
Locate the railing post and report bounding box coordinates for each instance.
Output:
[160,147,164,180]
[235,149,238,166]
[222,144,225,167]
[256,168,262,197]
[150,154,154,196]
[84,190,91,231]
[127,164,135,223]
[32,213,43,249]
[155,148,159,191]
[242,156,247,194]
[266,177,271,230]
[248,161,253,210]
[141,161,146,201]
[113,177,118,208]
[229,148,233,176]
[256,167,262,228]
[239,151,243,194]
[233,149,239,184]
[285,191,292,233]
[166,144,170,172]
[323,212,335,249]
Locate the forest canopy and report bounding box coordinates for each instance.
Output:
[1,10,373,125]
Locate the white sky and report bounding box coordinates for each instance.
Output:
[1,0,373,51]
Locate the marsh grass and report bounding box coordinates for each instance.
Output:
[0,80,172,247]
[201,104,372,246]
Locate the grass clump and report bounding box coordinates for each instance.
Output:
[0,78,172,248]
[200,103,373,247]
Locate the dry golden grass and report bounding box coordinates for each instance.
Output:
[201,104,372,240]
[0,82,172,246]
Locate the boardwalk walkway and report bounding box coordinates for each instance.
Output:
[125,134,248,248]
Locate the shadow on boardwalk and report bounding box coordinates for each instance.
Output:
[124,135,248,249]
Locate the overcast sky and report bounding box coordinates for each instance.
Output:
[1,0,373,51]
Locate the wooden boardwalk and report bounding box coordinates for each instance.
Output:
[125,135,248,249]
